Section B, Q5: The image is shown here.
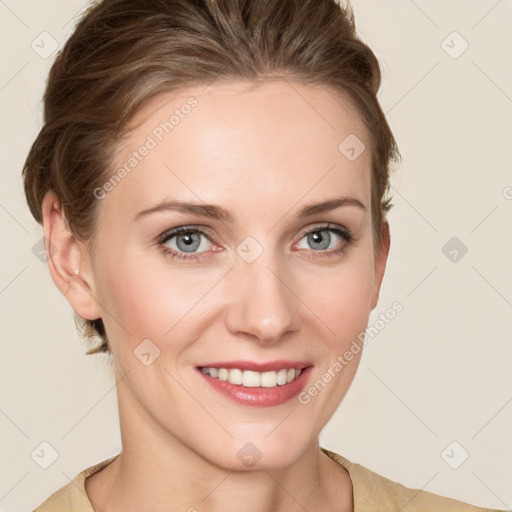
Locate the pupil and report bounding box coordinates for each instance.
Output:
[309,230,330,250]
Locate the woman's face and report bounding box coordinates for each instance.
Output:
[84,80,389,469]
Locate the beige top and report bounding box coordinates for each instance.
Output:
[33,448,504,511]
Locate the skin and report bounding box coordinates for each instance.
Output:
[42,79,390,512]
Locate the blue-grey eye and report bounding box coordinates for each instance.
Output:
[164,229,212,253]
[308,231,331,250]
[296,228,346,251]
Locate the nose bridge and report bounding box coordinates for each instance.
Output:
[225,245,299,342]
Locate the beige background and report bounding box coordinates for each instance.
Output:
[1,0,511,510]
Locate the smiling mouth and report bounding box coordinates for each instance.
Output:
[199,366,304,388]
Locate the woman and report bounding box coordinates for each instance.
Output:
[23,0,505,510]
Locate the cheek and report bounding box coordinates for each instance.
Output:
[95,249,227,354]
[301,253,374,345]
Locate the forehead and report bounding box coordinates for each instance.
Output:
[102,79,371,223]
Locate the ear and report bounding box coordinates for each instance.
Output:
[371,220,391,310]
[41,190,102,321]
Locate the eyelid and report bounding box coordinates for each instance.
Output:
[157,224,217,244]
[296,221,352,239]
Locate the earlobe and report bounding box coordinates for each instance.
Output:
[371,220,391,310]
[41,191,102,321]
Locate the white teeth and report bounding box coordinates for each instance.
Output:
[243,370,260,387]
[201,367,303,388]
[260,371,277,387]
[276,369,288,385]
[228,368,243,385]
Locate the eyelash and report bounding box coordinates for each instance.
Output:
[157,223,355,262]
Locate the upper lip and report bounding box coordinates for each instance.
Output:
[198,360,312,372]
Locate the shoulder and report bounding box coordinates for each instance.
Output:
[32,474,87,512]
[32,455,119,512]
[321,447,504,512]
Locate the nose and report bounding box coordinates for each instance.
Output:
[224,252,300,344]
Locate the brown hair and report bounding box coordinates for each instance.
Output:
[22,0,400,355]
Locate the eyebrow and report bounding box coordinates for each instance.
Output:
[134,196,366,222]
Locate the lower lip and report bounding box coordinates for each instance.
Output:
[198,367,313,407]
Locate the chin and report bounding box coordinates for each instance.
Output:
[197,429,315,472]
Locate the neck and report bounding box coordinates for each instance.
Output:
[85,379,353,512]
